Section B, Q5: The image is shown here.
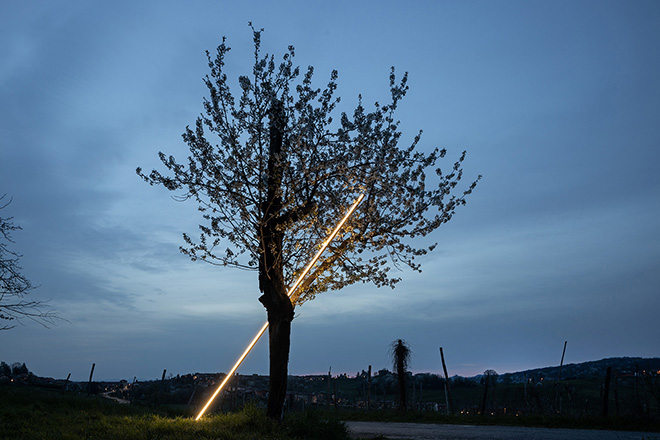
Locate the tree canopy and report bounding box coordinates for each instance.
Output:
[138,27,480,306]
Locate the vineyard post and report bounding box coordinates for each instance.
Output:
[367,365,372,411]
[602,366,612,417]
[556,340,567,414]
[327,367,331,408]
[440,347,454,415]
[62,373,71,393]
[87,363,95,396]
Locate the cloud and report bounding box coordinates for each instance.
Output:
[1,0,659,382]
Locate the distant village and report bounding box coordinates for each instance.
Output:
[1,361,453,412]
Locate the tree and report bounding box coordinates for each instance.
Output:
[390,339,412,412]
[138,26,480,419]
[480,369,498,415]
[0,361,10,377]
[11,362,29,376]
[0,195,56,330]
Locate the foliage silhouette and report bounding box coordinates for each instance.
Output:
[0,195,57,330]
[391,339,412,412]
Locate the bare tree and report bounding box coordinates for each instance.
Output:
[0,195,56,330]
[138,26,480,419]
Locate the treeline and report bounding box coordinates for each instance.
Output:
[0,361,30,379]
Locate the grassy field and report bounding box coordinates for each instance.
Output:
[0,385,351,440]
[2,383,658,440]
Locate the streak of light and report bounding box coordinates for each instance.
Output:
[286,192,365,301]
[195,193,365,420]
[194,321,268,421]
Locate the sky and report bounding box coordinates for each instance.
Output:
[1,0,659,382]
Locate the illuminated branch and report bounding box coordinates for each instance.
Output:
[195,193,364,420]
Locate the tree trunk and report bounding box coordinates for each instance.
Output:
[265,308,292,419]
[397,359,407,412]
[258,98,294,420]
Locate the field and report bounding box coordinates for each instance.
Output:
[0,385,351,440]
[2,380,659,440]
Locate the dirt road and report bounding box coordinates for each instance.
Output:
[345,421,659,440]
[100,391,130,404]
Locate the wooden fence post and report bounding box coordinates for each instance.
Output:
[187,383,199,407]
[419,380,423,410]
[333,380,338,410]
[62,373,71,393]
[367,365,372,411]
[556,340,567,414]
[327,367,331,408]
[558,341,567,381]
[602,366,612,418]
[440,347,454,415]
[614,369,620,416]
[156,369,167,405]
[87,363,95,396]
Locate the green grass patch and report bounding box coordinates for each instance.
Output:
[0,385,350,440]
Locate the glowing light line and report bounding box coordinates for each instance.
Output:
[194,321,269,420]
[286,193,365,301]
[195,193,365,420]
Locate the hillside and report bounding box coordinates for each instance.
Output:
[3,357,659,387]
[500,357,660,383]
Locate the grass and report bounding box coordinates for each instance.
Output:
[3,384,658,439]
[0,385,351,440]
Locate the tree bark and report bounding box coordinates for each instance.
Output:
[265,314,292,418]
[258,98,294,420]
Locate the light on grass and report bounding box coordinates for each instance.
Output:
[195,193,365,420]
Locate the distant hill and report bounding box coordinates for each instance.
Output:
[3,356,659,386]
[500,357,660,383]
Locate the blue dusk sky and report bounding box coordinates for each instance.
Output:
[1,0,659,381]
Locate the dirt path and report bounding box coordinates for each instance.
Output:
[101,391,130,404]
[345,421,659,440]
